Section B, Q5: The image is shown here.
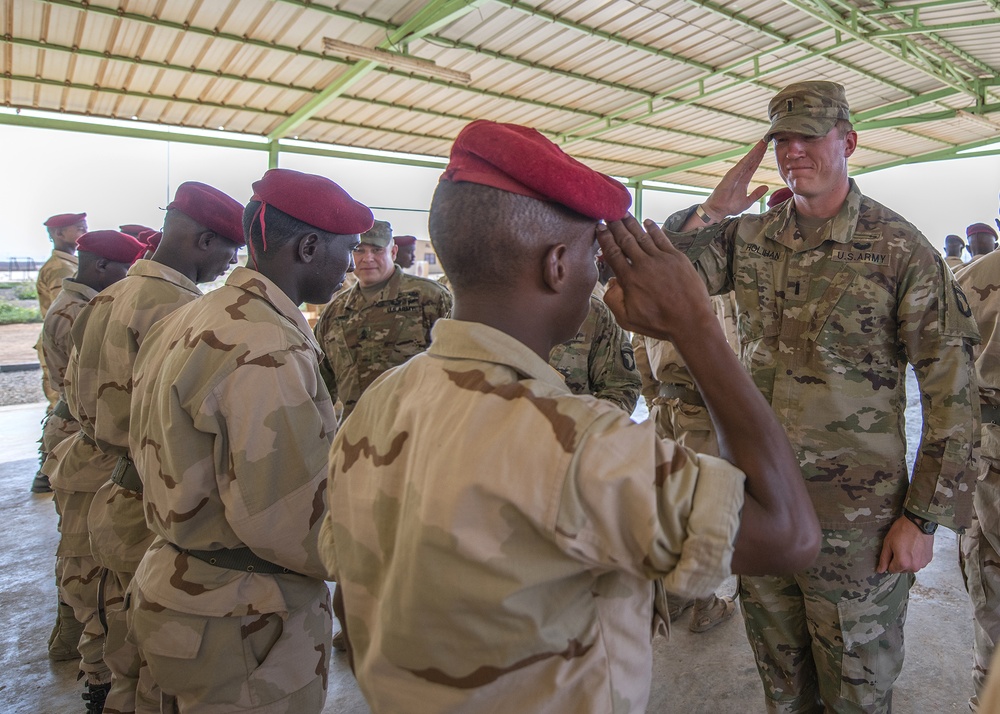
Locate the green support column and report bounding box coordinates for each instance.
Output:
[634,183,644,223]
[268,141,280,169]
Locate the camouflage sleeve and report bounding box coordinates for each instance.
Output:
[555,410,745,599]
[314,311,339,403]
[633,335,659,410]
[901,251,981,531]
[662,209,739,296]
[586,299,640,413]
[205,348,332,580]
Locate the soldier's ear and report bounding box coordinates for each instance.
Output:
[541,243,568,293]
[298,233,320,263]
[195,230,216,251]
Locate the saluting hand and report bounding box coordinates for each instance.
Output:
[598,215,717,343]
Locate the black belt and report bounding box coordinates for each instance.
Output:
[180,546,302,576]
[52,399,74,420]
[110,455,143,493]
[657,383,705,407]
[983,404,1000,425]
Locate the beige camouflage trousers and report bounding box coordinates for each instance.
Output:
[57,554,110,684]
[127,580,332,713]
[102,569,167,714]
[961,468,1000,709]
[740,526,913,714]
[649,399,718,456]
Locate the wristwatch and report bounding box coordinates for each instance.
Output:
[903,509,938,535]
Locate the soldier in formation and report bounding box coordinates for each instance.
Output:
[127,168,373,712]
[664,80,979,713]
[41,229,144,710]
[393,233,417,270]
[945,233,967,271]
[965,222,998,265]
[64,181,245,712]
[32,211,88,492]
[319,119,820,713]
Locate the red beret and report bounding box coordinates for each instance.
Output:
[119,224,154,237]
[967,222,998,239]
[441,120,632,221]
[250,169,374,235]
[393,235,417,246]
[77,230,145,264]
[766,187,794,209]
[166,182,245,246]
[44,213,87,229]
[138,230,162,251]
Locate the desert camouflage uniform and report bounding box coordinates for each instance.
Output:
[315,265,452,421]
[128,266,334,712]
[665,179,980,713]
[320,319,747,714]
[957,251,1000,710]
[634,292,738,453]
[549,295,640,413]
[36,250,78,405]
[38,278,109,682]
[67,258,202,713]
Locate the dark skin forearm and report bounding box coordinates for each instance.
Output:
[598,216,819,575]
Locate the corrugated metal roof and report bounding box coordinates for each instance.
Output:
[3,0,1000,189]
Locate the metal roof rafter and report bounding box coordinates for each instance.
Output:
[267,0,488,139]
[0,35,732,161]
[783,0,979,95]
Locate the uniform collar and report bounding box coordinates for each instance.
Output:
[427,319,569,391]
[225,266,321,353]
[764,179,862,252]
[60,278,98,302]
[127,258,202,296]
[51,251,79,266]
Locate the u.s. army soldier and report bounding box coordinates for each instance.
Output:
[314,220,452,421]
[664,80,980,713]
[128,168,372,712]
[319,119,820,714]
[64,181,245,713]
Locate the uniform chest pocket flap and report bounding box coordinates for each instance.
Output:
[812,268,897,368]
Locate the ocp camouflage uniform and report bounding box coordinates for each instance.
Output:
[315,265,452,421]
[549,295,640,413]
[957,251,1000,710]
[665,179,980,713]
[128,267,334,712]
[36,250,78,405]
[320,319,747,713]
[634,292,737,453]
[39,278,110,684]
[67,258,202,713]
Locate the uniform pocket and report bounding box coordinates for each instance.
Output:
[836,571,913,706]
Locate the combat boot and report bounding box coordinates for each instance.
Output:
[48,601,83,661]
[82,682,110,713]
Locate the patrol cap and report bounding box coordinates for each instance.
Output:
[967,222,998,239]
[764,81,850,142]
[119,224,153,237]
[766,187,794,209]
[76,230,145,264]
[393,234,417,246]
[166,182,246,246]
[250,168,374,235]
[360,220,393,248]
[441,120,632,221]
[138,229,162,252]
[44,213,87,229]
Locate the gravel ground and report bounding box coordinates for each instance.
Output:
[0,369,45,407]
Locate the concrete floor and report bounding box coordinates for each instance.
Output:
[0,400,978,713]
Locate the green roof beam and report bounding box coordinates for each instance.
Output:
[869,18,1000,38]
[854,135,1000,174]
[0,111,449,169]
[781,0,978,95]
[267,0,488,140]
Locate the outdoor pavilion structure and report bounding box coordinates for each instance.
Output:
[4,0,1000,216]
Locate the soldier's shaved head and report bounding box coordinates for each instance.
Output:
[243,200,316,254]
[429,181,594,294]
